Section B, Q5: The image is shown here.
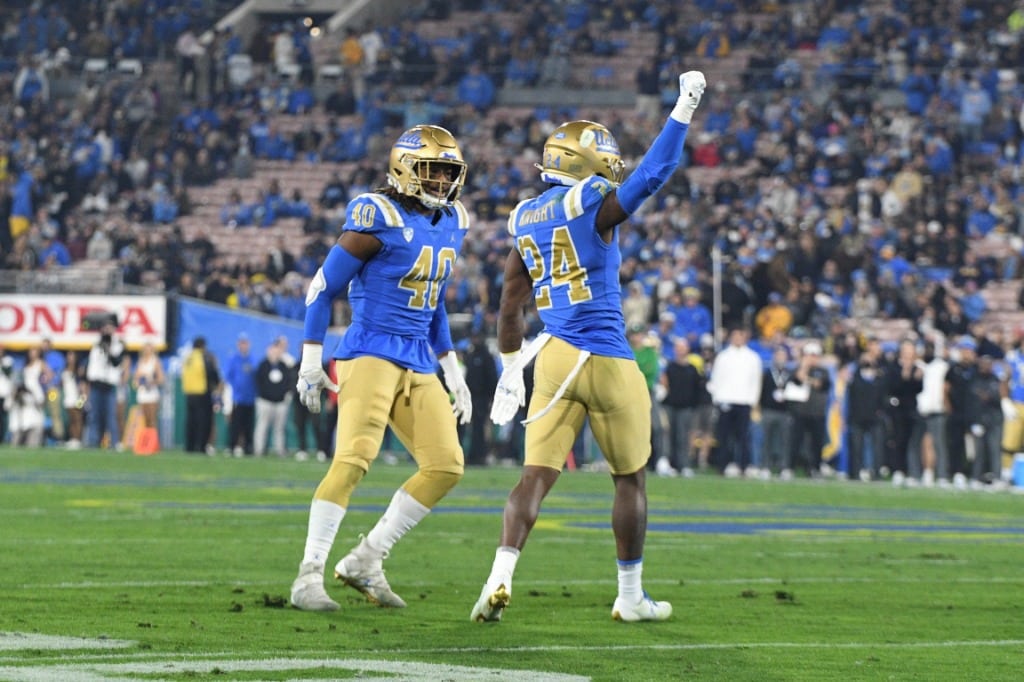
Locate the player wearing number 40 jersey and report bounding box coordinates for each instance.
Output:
[289,124,474,612]
[471,71,707,624]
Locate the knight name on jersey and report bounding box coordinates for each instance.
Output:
[518,200,558,226]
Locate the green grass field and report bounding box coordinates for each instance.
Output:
[1,448,1022,681]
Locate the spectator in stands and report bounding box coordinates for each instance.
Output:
[274,275,306,321]
[622,281,652,331]
[538,42,571,86]
[696,23,731,58]
[37,223,71,268]
[14,56,49,105]
[319,171,349,211]
[220,189,252,228]
[176,28,205,100]
[635,60,662,121]
[456,63,496,113]
[960,279,988,323]
[339,27,364,70]
[754,292,793,343]
[671,286,712,347]
[325,79,358,117]
[959,77,993,143]
[848,272,879,321]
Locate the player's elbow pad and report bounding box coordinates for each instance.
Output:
[303,244,363,341]
[616,119,689,215]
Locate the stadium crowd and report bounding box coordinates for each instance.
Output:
[2,0,1024,490]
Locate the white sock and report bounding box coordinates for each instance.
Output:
[301,499,346,567]
[617,558,643,602]
[363,488,430,557]
[487,546,521,593]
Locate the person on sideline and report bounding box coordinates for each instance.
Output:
[253,340,292,458]
[289,125,473,611]
[182,336,221,454]
[471,71,706,623]
[224,333,257,457]
[85,319,125,449]
[707,326,763,477]
[132,342,165,432]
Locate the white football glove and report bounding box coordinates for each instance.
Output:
[439,352,473,425]
[670,70,706,124]
[490,350,526,426]
[296,343,338,414]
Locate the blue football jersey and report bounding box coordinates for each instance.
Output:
[508,176,631,359]
[334,192,469,373]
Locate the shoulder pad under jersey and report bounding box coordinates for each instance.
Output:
[450,199,470,230]
[562,175,614,220]
[344,192,406,232]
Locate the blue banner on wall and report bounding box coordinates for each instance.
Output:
[175,298,345,367]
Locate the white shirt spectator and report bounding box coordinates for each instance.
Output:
[359,28,383,69]
[274,31,295,74]
[86,227,114,260]
[708,338,763,407]
[86,336,126,386]
[916,356,949,416]
[176,30,205,59]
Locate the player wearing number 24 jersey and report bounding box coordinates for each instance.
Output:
[289,125,474,613]
[507,174,631,360]
[472,71,707,624]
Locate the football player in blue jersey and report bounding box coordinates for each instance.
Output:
[471,71,706,623]
[290,124,474,611]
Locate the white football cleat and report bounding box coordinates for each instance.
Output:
[655,457,678,478]
[470,583,510,622]
[334,539,406,608]
[612,592,672,622]
[290,562,339,611]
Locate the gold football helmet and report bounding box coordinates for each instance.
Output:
[537,120,625,186]
[387,124,467,209]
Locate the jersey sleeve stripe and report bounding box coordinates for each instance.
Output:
[452,200,470,230]
[563,182,586,219]
[507,200,525,236]
[365,193,405,227]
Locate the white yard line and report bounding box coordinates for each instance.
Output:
[0,634,134,652]
[0,656,588,682]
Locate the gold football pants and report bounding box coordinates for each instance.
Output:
[525,336,651,475]
[315,356,464,508]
